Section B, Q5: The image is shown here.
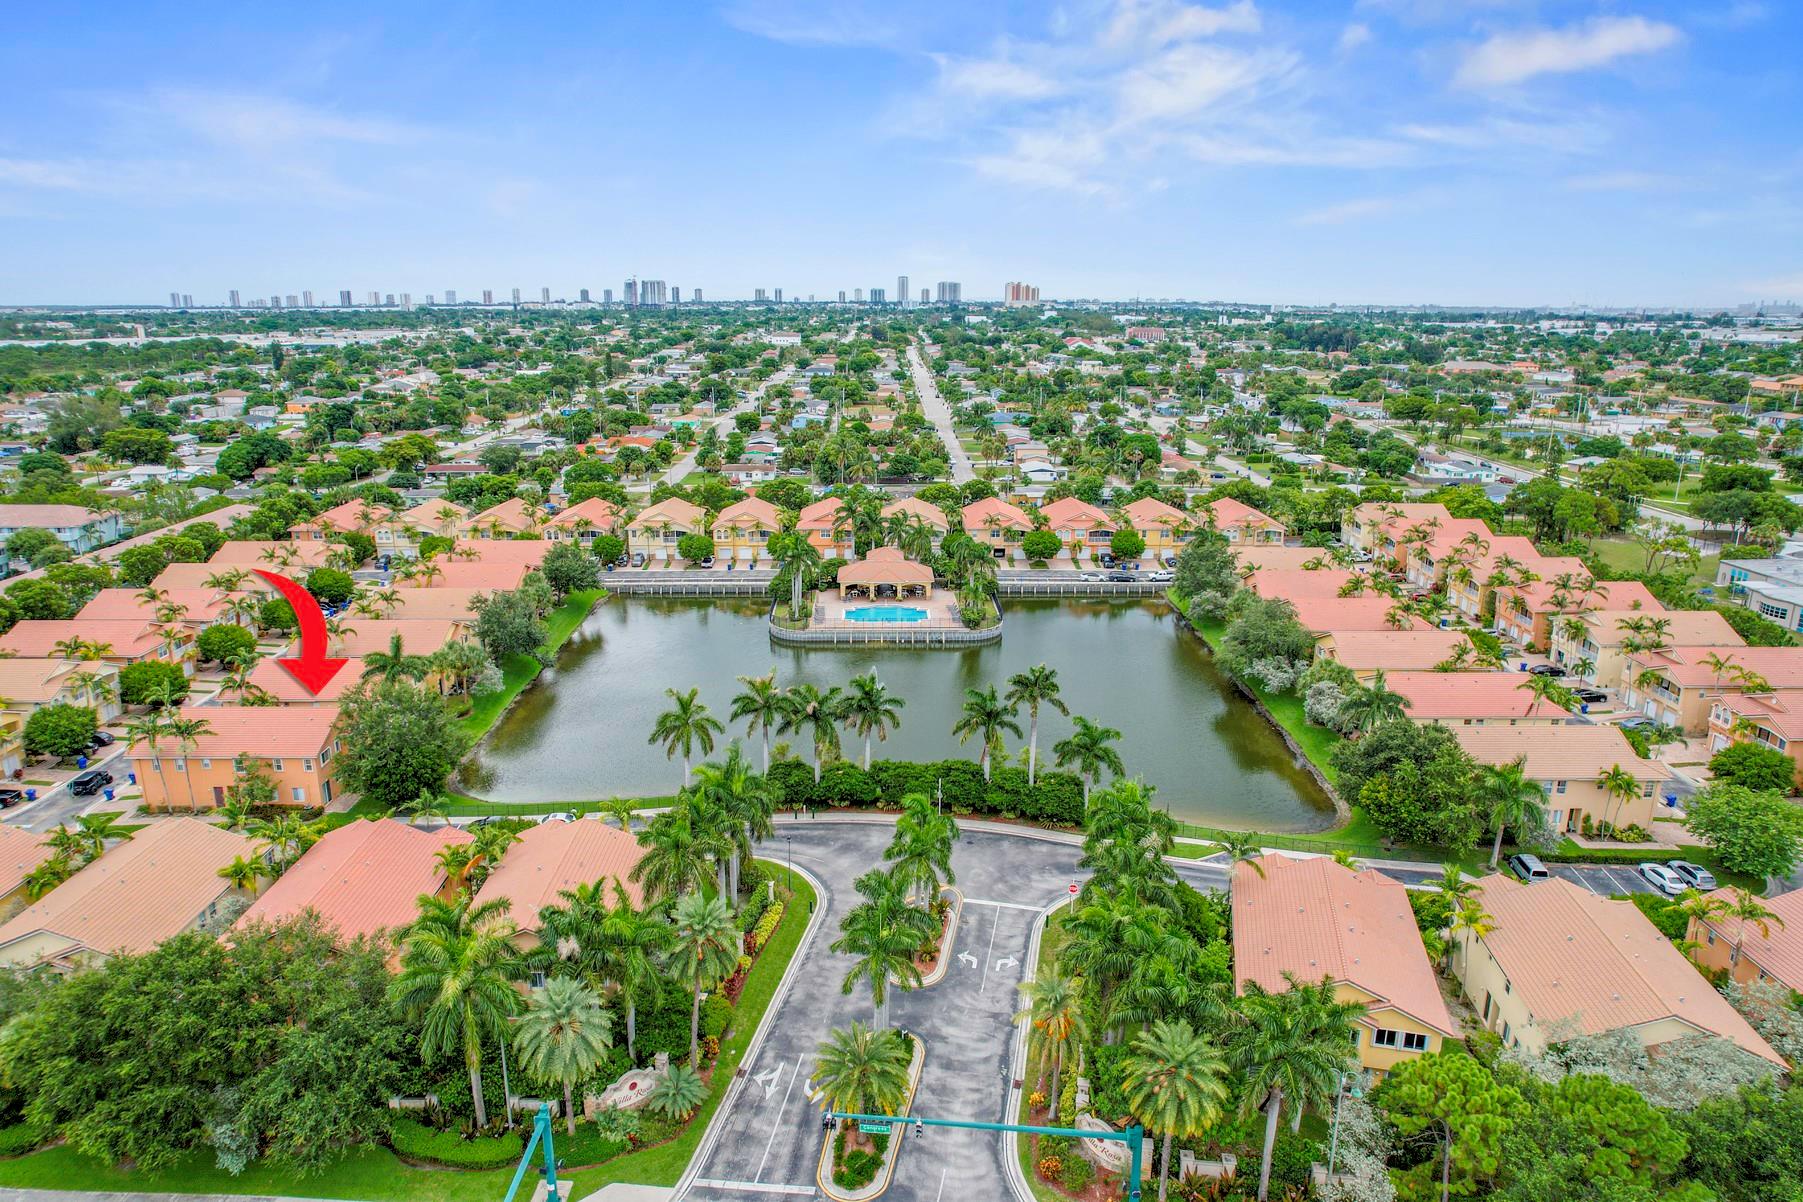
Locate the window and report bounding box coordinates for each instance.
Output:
[1500,1021,1511,1042]
[1555,780,1567,794]
[200,758,211,770]
[530,971,547,989]
[1759,602,1788,621]
[1641,781,1655,797]
[290,786,305,803]
[272,758,284,771]
[1370,1028,1424,1050]
[302,759,313,772]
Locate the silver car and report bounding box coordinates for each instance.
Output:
[1637,862,1687,897]
[1666,860,1717,891]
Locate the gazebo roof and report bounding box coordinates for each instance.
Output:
[838,546,933,587]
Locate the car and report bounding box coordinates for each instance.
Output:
[1617,716,1661,732]
[1572,688,1609,704]
[1666,860,1717,891]
[1527,664,1564,677]
[1147,570,1174,583]
[541,811,578,824]
[68,770,112,797]
[1506,853,1550,883]
[698,556,716,569]
[0,788,21,808]
[1105,571,1137,582]
[86,730,115,749]
[630,553,646,567]
[1098,554,1116,568]
[1638,862,1688,897]
[1078,572,1103,582]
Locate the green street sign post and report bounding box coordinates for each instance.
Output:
[501,1103,561,1202]
[830,1110,1144,1202]
[858,1119,893,1134]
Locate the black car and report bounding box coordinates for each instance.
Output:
[0,788,22,808]
[1572,688,1609,704]
[68,770,112,797]
[86,730,115,752]
[1527,664,1564,677]
[1105,571,1137,582]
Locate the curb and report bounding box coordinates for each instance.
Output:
[915,886,963,989]
[1002,892,1077,1202]
[815,1032,926,1202]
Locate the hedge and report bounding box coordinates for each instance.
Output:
[0,1123,48,1159]
[766,757,1085,826]
[388,1118,523,1169]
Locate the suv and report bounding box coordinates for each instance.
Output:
[69,770,112,797]
[0,788,22,808]
[86,730,116,752]
[1506,853,1550,883]
[1527,664,1564,677]
[1666,860,1717,891]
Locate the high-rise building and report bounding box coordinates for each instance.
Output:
[774,288,782,304]
[482,289,494,305]
[181,293,194,308]
[270,295,283,309]
[169,292,181,308]
[671,287,681,304]
[228,289,241,307]
[838,290,847,303]
[302,290,315,307]
[898,275,909,308]
[385,293,396,306]
[694,288,703,303]
[871,287,886,304]
[579,288,591,303]
[603,288,613,304]
[446,290,458,305]
[638,280,668,305]
[854,288,864,303]
[920,288,930,304]
[625,278,638,306]
[425,295,435,306]
[400,293,412,308]
[540,286,551,303]
[366,291,380,306]
[934,281,961,303]
[754,288,768,302]
[1004,281,1041,306]
[285,294,298,307]
[511,287,522,304]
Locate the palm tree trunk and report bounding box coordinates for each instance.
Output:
[864,734,872,770]
[716,861,729,900]
[981,746,991,782]
[1291,1103,1303,1133]
[564,1082,577,1135]
[626,996,637,1057]
[682,755,691,789]
[690,985,703,1067]
[1048,1041,1063,1121]
[1159,1131,1172,1202]
[729,850,740,901]
[761,728,770,774]
[1028,713,1039,786]
[813,746,822,785]
[1257,1089,1281,1202]
[469,1059,489,1129]
[875,983,889,1032]
[1489,824,1505,870]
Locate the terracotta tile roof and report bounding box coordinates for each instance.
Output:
[1233,854,1456,1037]
[474,819,649,931]
[151,562,279,592]
[0,658,85,704]
[1718,692,1803,740]
[245,657,363,703]
[397,561,530,591]
[1578,609,1742,648]
[123,705,341,759]
[326,619,463,659]
[1247,568,1358,601]
[1318,629,1472,670]
[0,818,255,963]
[1631,645,1803,690]
[1384,671,1571,721]
[1206,497,1284,530]
[398,500,469,528]
[1230,546,1320,571]
[796,497,843,530]
[1472,874,1783,1066]
[1696,885,1803,993]
[547,498,621,530]
[237,818,470,942]
[1502,574,1662,614]
[839,547,933,587]
[713,497,783,529]
[208,541,335,567]
[78,588,229,624]
[1290,596,1426,633]
[382,588,485,621]
[1451,724,1669,782]
[0,826,55,901]
[0,504,113,528]
[448,539,551,565]
[469,498,537,533]
[1121,496,1186,528]
[627,498,707,530]
[293,499,386,533]
[961,497,1032,530]
[880,496,950,530]
[0,620,170,659]
[1037,497,1110,530]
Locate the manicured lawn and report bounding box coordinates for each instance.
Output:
[458,588,607,742]
[570,858,817,1196]
[1586,537,1721,588]
[438,794,677,818]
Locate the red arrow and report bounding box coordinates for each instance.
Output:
[254,569,348,696]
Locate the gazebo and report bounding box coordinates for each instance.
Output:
[836,547,933,600]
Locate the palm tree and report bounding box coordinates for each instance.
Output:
[596,884,673,1057]
[832,869,934,1031]
[22,854,73,901]
[647,1063,708,1121]
[389,894,522,1128]
[770,532,822,621]
[161,712,214,813]
[688,742,775,899]
[1014,969,1086,1121]
[363,631,430,684]
[811,1023,912,1128]
[648,687,724,788]
[1232,976,1362,1202]
[884,793,959,902]
[1338,669,1410,735]
[1446,901,1495,976]
[1594,763,1641,836]
[1053,716,1125,802]
[666,891,740,1067]
[729,671,786,773]
[1006,665,1068,786]
[779,683,846,784]
[843,672,904,769]
[250,812,319,872]
[952,685,1022,782]
[217,854,269,895]
[630,804,725,904]
[1122,1019,1231,1202]
[73,812,124,858]
[1719,887,1785,968]
[436,843,476,890]
[1476,757,1549,869]
[469,823,521,887]
[1517,671,1574,715]
[513,977,613,1135]
[1217,830,1265,878]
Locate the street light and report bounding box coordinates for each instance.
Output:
[1325,1070,1364,1180]
[785,834,793,893]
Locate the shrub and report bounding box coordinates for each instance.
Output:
[1630,892,1688,940]
[700,993,732,1042]
[119,660,189,707]
[1060,1153,1095,1192]
[1037,1155,1065,1180]
[389,1118,523,1168]
[747,901,786,954]
[676,533,715,563]
[195,622,257,666]
[1708,741,1796,793]
[23,703,97,760]
[1021,530,1062,562]
[0,1121,48,1158]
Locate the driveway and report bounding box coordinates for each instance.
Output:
[907,344,973,484]
[1,744,133,833]
[680,820,1227,1202]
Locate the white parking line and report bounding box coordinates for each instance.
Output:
[978,906,1001,996]
[754,1055,806,1183]
[692,1181,815,1196]
[960,897,1045,912]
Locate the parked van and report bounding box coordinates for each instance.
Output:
[1506,853,1550,883]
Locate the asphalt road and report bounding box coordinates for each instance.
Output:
[1,744,132,833]
[660,369,794,485]
[678,820,1228,1202]
[908,344,973,484]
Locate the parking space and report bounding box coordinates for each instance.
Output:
[1549,863,1661,897]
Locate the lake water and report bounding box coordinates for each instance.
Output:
[461,596,1337,831]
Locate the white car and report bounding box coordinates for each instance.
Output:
[1078,572,1104,582]
[1147,570,1174,583]
[1637,862,1687,897]
[541,811,578,824]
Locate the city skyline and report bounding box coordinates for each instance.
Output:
[1,1,1799,307]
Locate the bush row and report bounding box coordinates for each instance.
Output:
[766,757,1085,826]
[389,1118,523,1168]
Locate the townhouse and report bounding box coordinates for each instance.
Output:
[1313,629,1475,680]
[961,497,1033,560]
[1233,854,1457,1081]
[466,498,540,539]
[1707,691,1803,788]
[1441,535,1543,622]
[448,539,551,567]
[0,659,122,774]
[328,618,467,661]
[376,500,468,557]
[132,705,344,811]
[1450,724,1670,836]
[0,504,124,556]
[1339,502,1451,564]
[0,818,257,970]
[1548,607,1742,691]
[1382,671,1572,727]
[0,826,55,922]
[1687,885,1803,995]
[1492,574,1662,651]
[208,540,336,569]
[288,498,384,542]
[1457,874,1783,1069]
[711,497,783,564]
[78,587,240,632]
[397,559,531,592]
[879,496,950,552]
[1230,545,1322,572]
[1630,645,1803,733]
[543,498,622,548]
[1038,497,1113,561]
[627,497,708,562]
[1204,497,1285,545]
[0,619,196,674]
[1120,496,1189,563]
[243,656,364,705]
[798,497,855,560]
[473,819,648,967]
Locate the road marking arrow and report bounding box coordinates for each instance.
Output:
[957,950,978,968]
[753,1066,782,1097]
[994,956,1020,972]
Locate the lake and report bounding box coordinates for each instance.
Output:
[460,596,1337,831]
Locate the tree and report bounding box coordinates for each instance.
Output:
[1172,534,1245,618]
[952,684,1022,781]
[676,533,715,564]
[592,533,626,566]
[1110,527,1147,561]
[101,426,175,465]
[1715,886,1786,971]
[303,567,355,607]
[1373,1053,1525,1201]
[779,683,846,785]
[648,687,724,788]
[1476,757,1549,869]
[832,869,933,1031]
[843,672,904,769]
[390,895,522,1129]
[217,855,270,895]
[471,588,547,663]
[195,622,257,667]
[118,660,189,707]
[1007,665,1068,786]
[1122,1019,1230,1202]
[362,631,431,685]
[666,892,739,1067]
[1232,976,1363,1202]
[1014,969,1086,1122]
[1707,741,1796,794]
[730,671,786,774]
[539,542,600,598]
[513,977,612,1135]
[646,1063,708,1120]
[1021,530,1062,562]
[630,804,727,905]
[687,742,774,899]
[23,703,97,761]
[810,1023,912,1120]
[1338,669,1410,735]
[1216,596,1314,688]
[1687,783,1803,883]
[334,679,470,809]
[884,793,959,902]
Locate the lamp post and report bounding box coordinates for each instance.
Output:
[784,834,793,893]
[1325,1070,1364,1180]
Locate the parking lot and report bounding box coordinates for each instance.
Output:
[1549,862,1663,897]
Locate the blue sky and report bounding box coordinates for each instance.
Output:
[2,0,1799,307]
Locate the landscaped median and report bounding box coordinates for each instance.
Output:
[816,1032,925,1202]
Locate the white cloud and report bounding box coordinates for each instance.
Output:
[1114,43,1296,123]
[1454,16,1682,88]
[153,91,421,149]
[1337,23,1373,53]
[966,125,1114,197]
[1294,195,1407,225]
[1564,170,1680,191]
[1100,0,1262,50]
[0,158,90,190]
[930,54,1064,101]
[718,0,902,48]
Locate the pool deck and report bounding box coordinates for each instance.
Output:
[769,594,1001,646]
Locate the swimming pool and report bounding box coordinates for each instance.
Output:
[844,606,928,623]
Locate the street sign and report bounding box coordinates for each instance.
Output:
[858,1119,893,1134]
[1068,883,1079,895]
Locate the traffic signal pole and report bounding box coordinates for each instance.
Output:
[828,1110,1145,1202]
[501,1103,560,1202]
